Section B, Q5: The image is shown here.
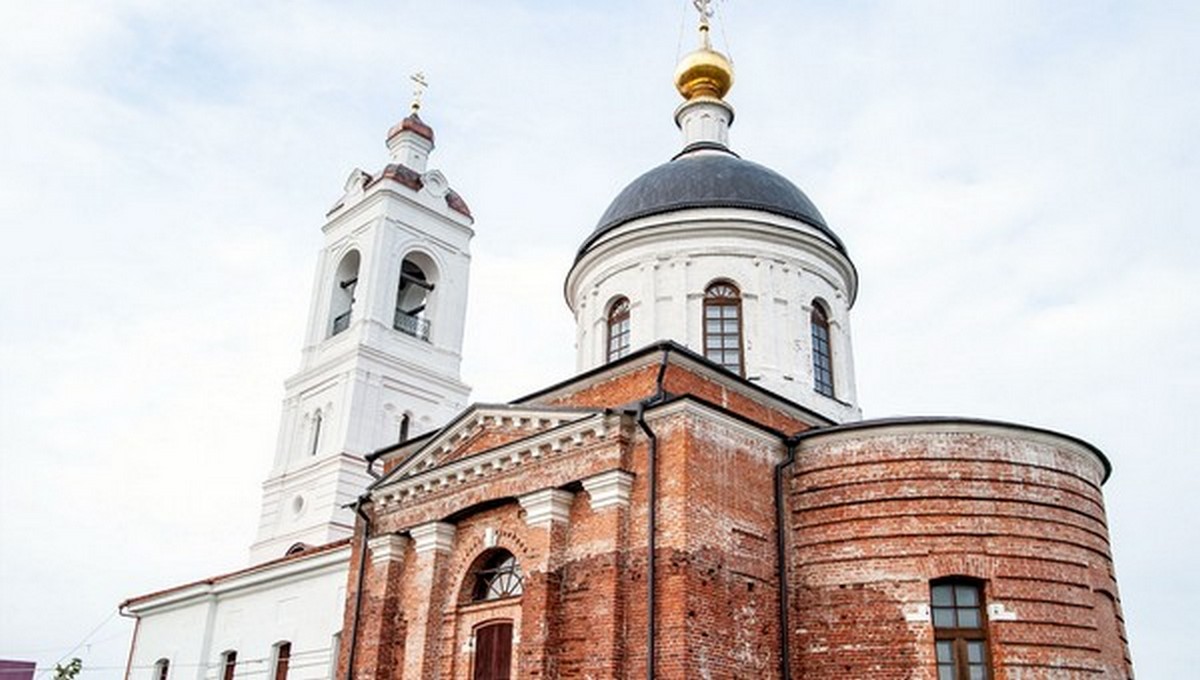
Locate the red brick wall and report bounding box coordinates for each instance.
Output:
[540,364,661,410]
[786,424,1132,679]
[555,476,629,679]
[666,410,784,679]
[533,358,815,435]
[344,362,1131,679]
[660,365,813,435]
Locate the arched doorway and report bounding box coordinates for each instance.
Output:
[458,548,523,680]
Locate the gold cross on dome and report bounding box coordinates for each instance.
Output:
[410,72,429,112]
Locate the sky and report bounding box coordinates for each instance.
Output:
[0,0,1196,677]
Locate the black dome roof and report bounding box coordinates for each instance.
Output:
[578,148,844,257]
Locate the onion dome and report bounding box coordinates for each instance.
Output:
[387,112,434,144]
[673,25,734,101]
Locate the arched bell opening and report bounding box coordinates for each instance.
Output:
[329,250,361,337]
[394,252,438,341]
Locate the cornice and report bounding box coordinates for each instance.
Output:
[566,209,858,308]
[514,343,831,430]
[372,411,621,508]
[794,416,1112,483]
[325,182,474,234]
[122,544,352,616]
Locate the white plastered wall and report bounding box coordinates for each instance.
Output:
[568,208,860,424]
[125,548,349,680]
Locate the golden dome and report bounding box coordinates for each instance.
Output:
[674,44,734,101]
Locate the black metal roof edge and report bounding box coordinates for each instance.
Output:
[671,141,741,160]
[577,199,844,261]
[641,392,792,441]
[366,431,436,463]
[794,415,1113,483]
[512,340,835,428]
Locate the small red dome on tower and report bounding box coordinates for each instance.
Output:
[387,112,434,144]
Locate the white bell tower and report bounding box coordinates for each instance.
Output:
[250,101,474,562]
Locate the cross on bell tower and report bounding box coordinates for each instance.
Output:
[410,71,428,111]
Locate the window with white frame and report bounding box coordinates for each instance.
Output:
[606,297,631,362]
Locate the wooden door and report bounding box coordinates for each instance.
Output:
[472,621,513,680]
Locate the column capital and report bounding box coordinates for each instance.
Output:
[582,469,634,511]
[367,533,410,567]
[410,521,456,554]
[519,488,575,527]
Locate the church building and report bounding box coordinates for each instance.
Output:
[122,10,1133,680]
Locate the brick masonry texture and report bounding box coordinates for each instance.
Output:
[338,353,1131,679]
[788,425,1132,679]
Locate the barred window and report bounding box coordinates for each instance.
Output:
[606,297,631,362]
[810,303,834,397]
[703,282,743,376]
[932,580,991,680]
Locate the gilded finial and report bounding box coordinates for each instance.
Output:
[410,72,429,113]
[675,0,733,101]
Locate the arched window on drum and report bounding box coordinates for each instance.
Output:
[810,301,834,398]
[703,281,744,376]
[606,297,631,362]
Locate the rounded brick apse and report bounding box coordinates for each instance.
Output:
[784,418,1132,679]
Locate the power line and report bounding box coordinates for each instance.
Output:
[2,646,339,676]
[36,609,120,679]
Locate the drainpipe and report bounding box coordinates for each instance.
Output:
[774,435,802,680]
[344,496,372,680]
[635,348,670,680]
[118,607,139,680]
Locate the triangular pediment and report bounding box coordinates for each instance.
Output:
[379,403,602,485]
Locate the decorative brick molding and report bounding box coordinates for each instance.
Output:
[518,489,575,527]
[582,470,634,511]
[374,412,616,508]
[410,521,456,554]
[367,533,409,567]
